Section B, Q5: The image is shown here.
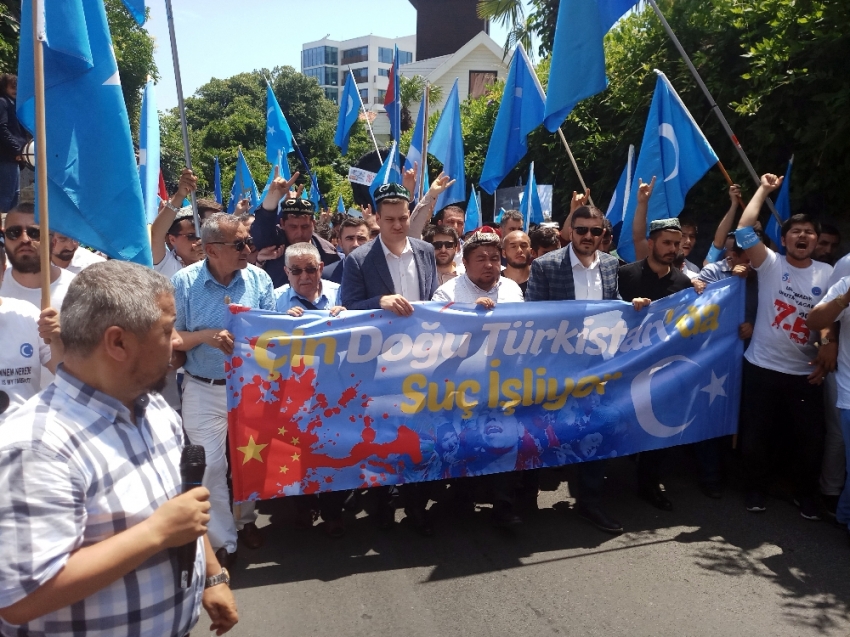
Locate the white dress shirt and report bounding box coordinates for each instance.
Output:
[380,235,421,301]
[569,244,603,300]
[432,274,524,304]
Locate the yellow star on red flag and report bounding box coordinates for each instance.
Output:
[237,436,268,465]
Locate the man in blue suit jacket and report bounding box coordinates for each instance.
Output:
[526,206,650,535]
[339,183,438,535]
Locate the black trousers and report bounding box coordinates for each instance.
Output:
[739,359,825,497]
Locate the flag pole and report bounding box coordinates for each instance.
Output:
[351,69,381,156]
[418,84,430,202]
[237,146,245,204]
[645,0,781,226]
[164,0,201,235]
[31,0,50,309]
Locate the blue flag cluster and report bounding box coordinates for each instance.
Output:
[18,0,151,265]
[617,71,719,262]
[225,279,745,500]
[429,79,466,211]
[480,44,546,194]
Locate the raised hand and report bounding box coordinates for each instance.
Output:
[637,176,656,204]
[403,161,418,194]
[427,172,456,197]
[263,166,301,209]
[174,168,198,201]
[233,199,251,216]
[759,173,783,193]
[729,183,742,205]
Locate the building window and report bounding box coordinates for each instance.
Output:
[351,67,368,84]
[359,88,368,102]
[342,46,369,65]
[302,46,338,69]
[324,88,339,104]
[304,66,338,86]
[378,47,394,64]
[398,50,413,65]
[378,68,390,78]
[377,89,387,103]
[469,70,498,99]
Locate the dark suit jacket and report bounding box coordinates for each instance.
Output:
[341,237,438,310]
[322,258,345,284]
[526,246,621,301]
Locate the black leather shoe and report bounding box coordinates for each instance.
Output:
[374,503,396,530]
[405,508,434,537]
[576,503,623,534]
[639,484,673,511]
[492,501,522,528]
[214,547,237,569]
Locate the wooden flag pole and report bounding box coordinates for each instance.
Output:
[557,128,596,208]
[645,0,782,226]
[32,0,50,309]
[418,84,430,202]
[164,0,201,235]
[716,160,745,209]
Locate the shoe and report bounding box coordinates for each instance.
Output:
[745,490,766,513]
[699,482,723,499]
[405,507,434,537]
[793,496,821,521]
[821,494,839,520]
[638,484,673,511]
[375,503,396,530]
[292,508,316,529]
[237,522,264,549]
[492,501,522,528]
[325,518,346,538]
[214,547,237,569]
[576,503,623,534]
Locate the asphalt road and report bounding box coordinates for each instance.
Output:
[224,448,850,637]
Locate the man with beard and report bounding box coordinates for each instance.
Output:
[423,224,461,285]
[527,205,646,534]
[322,216,371,284]
[0,261,238,636]
[51,233,104,274]
[501,230,531,294]
[172,213,276,567]
[0,203,75,309]
[736,173,835,518]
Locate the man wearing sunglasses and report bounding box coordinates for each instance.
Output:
[423,224,461,286]
[172,213,276,568]
[527,205,649,535]
[0,203,75,310]
[150,168,203,278]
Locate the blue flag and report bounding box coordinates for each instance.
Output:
[495,207,506,224]
[605,144,635,247]
[480,44,546,194]
[258,152,291,210]
[369,141,402,209]
[214,156,223,205]
[138,79,160,224]
[266,85,295,164]
[334,72,361,155]
[765,157,793,255]
[384,45,401,142]
[18,0,151,265]
[309,182,321,212]
[228,149,260,213]
[618,71,719,262]
[521,162,544,232]
[121,0,145,24]
[404,97,430,200]
[337,195,346,214]
[429,79,466,211]
[544,0,636,132]
[464,187,481,233]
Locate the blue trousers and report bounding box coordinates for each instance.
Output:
[837,409,850,531]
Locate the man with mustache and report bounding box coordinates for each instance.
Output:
[51,233,104,274]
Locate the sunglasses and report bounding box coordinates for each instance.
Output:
[432,241,456,250]
[208,237,254,251]
[172,232,201,242]
[287,266,319,276]
[572,226,604,237]
[4,225,41,241]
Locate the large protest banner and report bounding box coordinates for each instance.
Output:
[226,279,744,502]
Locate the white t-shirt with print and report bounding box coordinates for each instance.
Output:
[0,297,50,415]
[745,249,833,375]
[817,277,850,408]
[0,267,75,311]
[65,248,105,274]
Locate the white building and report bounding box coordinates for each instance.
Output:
[301,34,416,109]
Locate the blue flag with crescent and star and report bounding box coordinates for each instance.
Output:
[17,0,152,265]
[617,71,719,262]
[266,84,295,164]
[334,72,360,155]
[480,44,546,194]
[765,157,793,255]
[138,79,160,224]
[429,79,466,211]
[544,0,637,132]
[228,149,260,213]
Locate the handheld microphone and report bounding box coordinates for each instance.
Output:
[177,444,206,589]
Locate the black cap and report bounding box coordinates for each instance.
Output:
[374,182,411,204]
[279,198,315,218]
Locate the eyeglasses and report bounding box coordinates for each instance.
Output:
[572,226,604,237]
[4,225,40,241]
[286,266,319,276]
[432,241,456,250]
[172,232,200,242]
[208,237,254,251]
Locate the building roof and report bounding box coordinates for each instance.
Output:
[399,31,509,83]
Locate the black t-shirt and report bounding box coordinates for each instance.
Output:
[618,258,692,302]
[501,268,529,296]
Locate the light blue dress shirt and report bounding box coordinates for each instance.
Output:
[274,279,341,312]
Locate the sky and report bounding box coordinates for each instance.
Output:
[145,0,518,111]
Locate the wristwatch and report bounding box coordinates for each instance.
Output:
[164,201,181,214]
[821,337,834,346]
[205,567,230,589]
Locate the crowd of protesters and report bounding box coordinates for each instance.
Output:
[1,137,849,634]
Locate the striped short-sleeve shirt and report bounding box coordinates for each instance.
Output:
[0,367,204,637]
